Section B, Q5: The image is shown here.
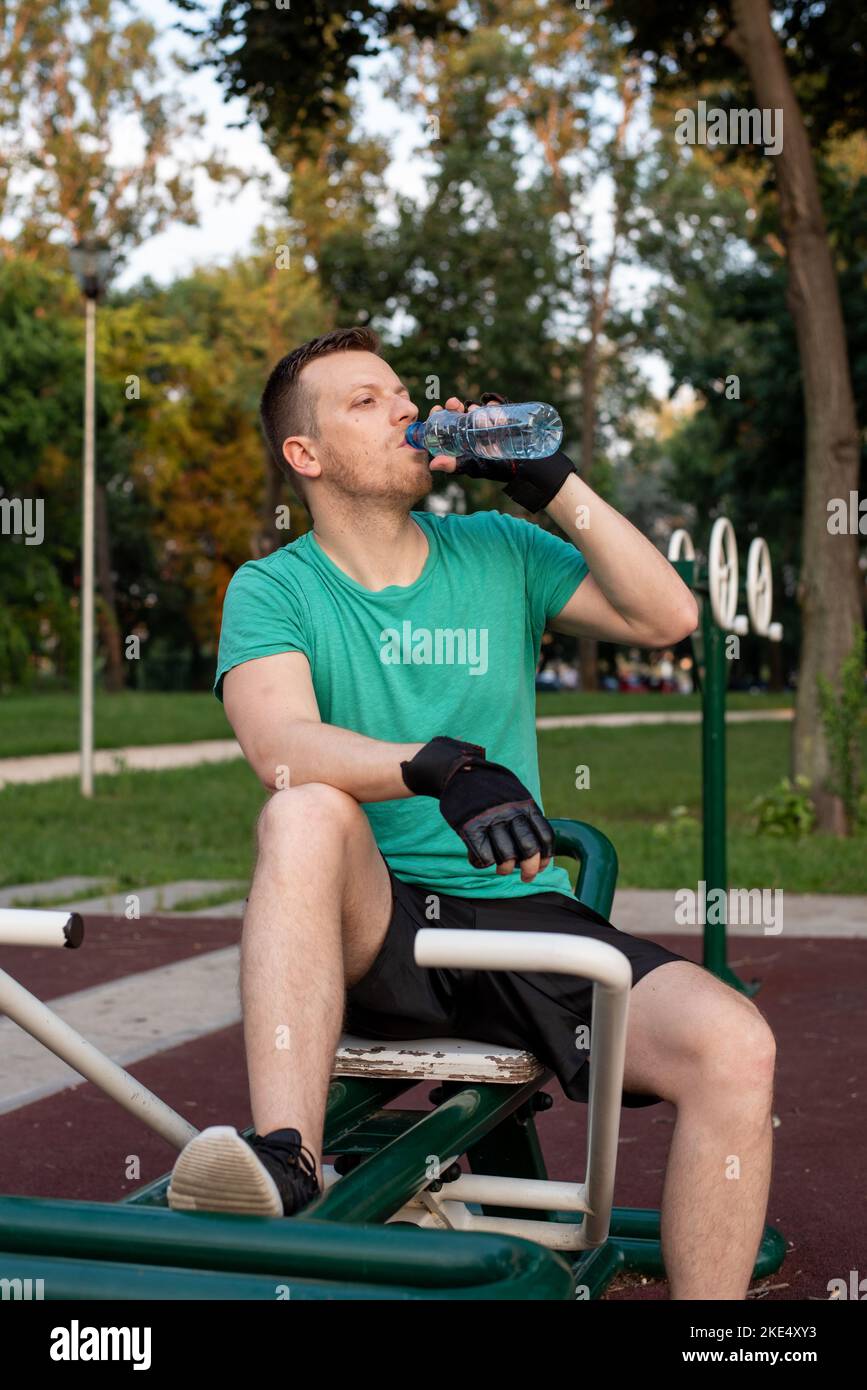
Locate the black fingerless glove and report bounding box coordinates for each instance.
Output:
[401,735,556,870]
[454,391,576,513]
[399,735,486,798]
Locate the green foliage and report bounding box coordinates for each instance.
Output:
[630,139,867,665]
[172,0,466,158]
[1,0,214,253]
[608,1,867,152]
[748,775,816,839]
[651,804,701,841]
[0,593,30,686]
[817,625,867,833]
[0,258,85,689]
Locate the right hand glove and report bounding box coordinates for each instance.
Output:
[400,735,556,873]
[454,392,576,513]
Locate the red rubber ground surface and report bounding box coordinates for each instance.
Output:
[1,919,862,1301]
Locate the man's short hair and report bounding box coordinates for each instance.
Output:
[260,325,382,516]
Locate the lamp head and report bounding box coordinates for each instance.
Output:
[69,240,115,300]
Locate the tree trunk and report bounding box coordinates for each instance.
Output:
[728,0,863,834]
[94,481,125,693]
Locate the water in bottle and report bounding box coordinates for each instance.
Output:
[404,401,563,460]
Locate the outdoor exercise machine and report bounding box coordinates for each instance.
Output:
[668,520,783,996]
[0,820,786,1299]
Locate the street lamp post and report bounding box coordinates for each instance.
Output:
[69,240,114,798]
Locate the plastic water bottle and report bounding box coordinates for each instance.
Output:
[404,401,563,460]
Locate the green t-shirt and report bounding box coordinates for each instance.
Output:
[214,508,588,901]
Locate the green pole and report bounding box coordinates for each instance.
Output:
[701,599,728,976]
[700,594,759,996]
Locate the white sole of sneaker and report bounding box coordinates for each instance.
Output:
[167,1125,283,1216]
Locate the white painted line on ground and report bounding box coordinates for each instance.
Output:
[536,709,794,730]
[0,946,240,1114]
[0,738,242,787]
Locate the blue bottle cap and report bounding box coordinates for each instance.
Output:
[404,421,426,449]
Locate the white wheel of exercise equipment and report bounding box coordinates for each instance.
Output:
[708,517,738,630]
[746,536,773,637]
[667,528,695,561]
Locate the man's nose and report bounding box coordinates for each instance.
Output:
[395,397,418,425]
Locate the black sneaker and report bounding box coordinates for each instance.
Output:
[248,1128,322,1214]
[167,1125,321,1217]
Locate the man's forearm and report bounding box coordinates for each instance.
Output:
[259,720,424,802]
[545,472,697,629]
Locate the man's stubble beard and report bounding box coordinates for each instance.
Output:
[315,437,432,520]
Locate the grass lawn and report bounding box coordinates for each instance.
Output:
[0,691,232,759]
[540,721,867,893]
[0,687,794,760]
[535,689,794,716]
[1,717,863,895]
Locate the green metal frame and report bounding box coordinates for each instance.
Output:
[0,819,786,1298]
[671,555,761,996]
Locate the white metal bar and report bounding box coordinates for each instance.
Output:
[0,966,197,1150]
[387,1195,587,1250]
[435,1208,586,1250]
[0,909,83,949]
[428,1171,588,1213]
[414,927,631,1248]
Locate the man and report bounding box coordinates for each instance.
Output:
[167,326,777,1300]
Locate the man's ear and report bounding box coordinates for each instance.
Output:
[282,436,321,484]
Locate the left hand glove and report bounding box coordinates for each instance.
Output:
[454,391,576,514]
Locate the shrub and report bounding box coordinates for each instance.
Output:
[749,775,816,838]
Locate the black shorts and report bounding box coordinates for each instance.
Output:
[344,857,693,1108]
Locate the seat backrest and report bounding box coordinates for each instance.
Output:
[550,819,619,921]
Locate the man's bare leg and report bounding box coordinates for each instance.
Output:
[241,782,393,1186]
[620,960,777,1300]
[659,1070,774,1299]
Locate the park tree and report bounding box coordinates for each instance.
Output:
[606,0,865,832]
[173,1,407,535]
[110,245,329,652]
[627,119,867,689]
[379,3,656,688]
[0,259,82,687]
[184,1,665,689]
[0,0,232,689]
[171,0,463,160]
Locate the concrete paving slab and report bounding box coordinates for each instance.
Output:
[0,876,110,909]
[64,881,247,916]
[611,888,867,938]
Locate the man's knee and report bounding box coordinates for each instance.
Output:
[630,963,776,1104]
[256,782,365,849]
[693,992,777,1096]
